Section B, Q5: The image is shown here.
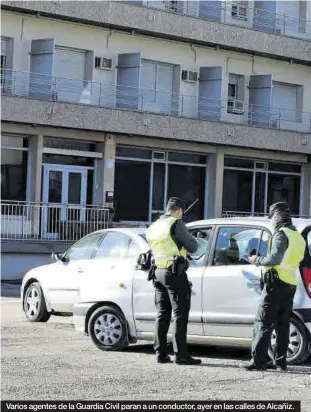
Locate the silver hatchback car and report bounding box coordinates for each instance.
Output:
[22,218,311,365]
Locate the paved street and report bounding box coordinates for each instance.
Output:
[1,284,311,409]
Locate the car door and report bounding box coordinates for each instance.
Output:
[79,232,142,314]
[202,225,271,339]
[44,232,104,312]
[133,227,213,336]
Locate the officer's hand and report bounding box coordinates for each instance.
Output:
[248,255,257,265]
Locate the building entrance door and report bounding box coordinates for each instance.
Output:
[42,164,87,239]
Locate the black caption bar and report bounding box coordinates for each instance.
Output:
[0,401,301,412]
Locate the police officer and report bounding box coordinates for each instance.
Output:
[146,197,201,365]
[245,202,306,371]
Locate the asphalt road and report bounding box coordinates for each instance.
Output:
[1,283,311,409]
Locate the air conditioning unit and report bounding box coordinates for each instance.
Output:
[232,3,248,20]
[51,91,58,101]
[165,1,178,13]
[181,70,198,83]
[95,56,113,70]
[227,98,244,114]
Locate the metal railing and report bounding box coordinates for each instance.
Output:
[2,70,311,133]
[222,211,311,219]
[142,1,311,40]
[1,201,110,242]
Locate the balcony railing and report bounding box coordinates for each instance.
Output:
[1,201,110,242]
[142,1,311,41]
[2,70,311,133]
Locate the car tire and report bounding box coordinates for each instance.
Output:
[23,282,51,322]
[269,316,310,365]
[88,305,128,351]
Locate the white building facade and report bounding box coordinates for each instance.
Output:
[1,1,311,278]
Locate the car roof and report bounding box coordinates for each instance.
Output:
[94,227,147,236]
[187,217,311,232]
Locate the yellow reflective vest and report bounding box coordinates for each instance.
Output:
[265,228,306,286]
[146,216,188,269]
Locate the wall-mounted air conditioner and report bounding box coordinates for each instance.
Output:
[95,56,113,70]
[165,1,178,13]
[232,3,248,20]
[227,98,244,114]
[51,91,58,101]
[181,70,198,83]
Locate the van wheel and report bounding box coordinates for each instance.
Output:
[88,306,128,351]
[269,316,310,365]
[23,282,51,322]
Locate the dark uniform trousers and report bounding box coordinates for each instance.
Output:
[153,267,191,359]
[252,279,296,366]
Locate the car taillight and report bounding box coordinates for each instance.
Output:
[301,267,311,298]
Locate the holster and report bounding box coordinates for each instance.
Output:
[147,264,157,282]
[261,268,280,291]
[172,256,189,276]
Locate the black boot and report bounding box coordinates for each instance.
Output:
[243,360,266,371]
[175,356,202,365]
[156,354,172,364]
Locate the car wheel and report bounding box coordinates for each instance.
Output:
[23,282,51,322]
[88,305,128,351]
[269,316,310,365]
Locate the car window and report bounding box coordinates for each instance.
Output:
[94,232,130,260]
[65,232,103,261]
[127,240,141,258]
[189,227,213,266]
[308,232,311,255]
[213,226,269,266]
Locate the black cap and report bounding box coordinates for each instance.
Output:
[167,197,185,211]
[268,202,291,218]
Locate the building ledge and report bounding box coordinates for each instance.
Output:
[2,95,311,154]
[1,1,311,65]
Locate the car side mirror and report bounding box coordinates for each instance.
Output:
[52,252,69,263]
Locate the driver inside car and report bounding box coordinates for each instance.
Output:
[214,234,240,265]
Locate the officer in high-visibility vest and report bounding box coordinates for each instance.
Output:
[146,197,201,365]
[245,202,306,371]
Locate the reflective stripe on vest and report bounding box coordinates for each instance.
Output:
[265,228,306,286]
[146,216,187,268]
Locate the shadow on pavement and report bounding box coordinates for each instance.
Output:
[124,343,250,361]
[124,343,311,369]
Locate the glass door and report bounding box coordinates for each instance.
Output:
[42,165,87,239]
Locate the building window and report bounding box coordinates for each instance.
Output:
[223,169,253,213]
[114,146,207,222]
[1,135,29,201]
[272,82,302,123]
[141,60,175,115]
[114,159,151,222]
[223,157,301,216]
[227,74,245,115]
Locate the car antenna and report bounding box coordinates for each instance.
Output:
[184,198,199,214]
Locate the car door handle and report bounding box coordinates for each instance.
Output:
[77,267,85,274]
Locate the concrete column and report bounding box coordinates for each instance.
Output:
[205,150,224,218]
[28,133,43,237]
[29,133,44,203]
[300,163,311,217]
[206,154,216,219]
[94,134,116,207]
[214,150,225,218]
